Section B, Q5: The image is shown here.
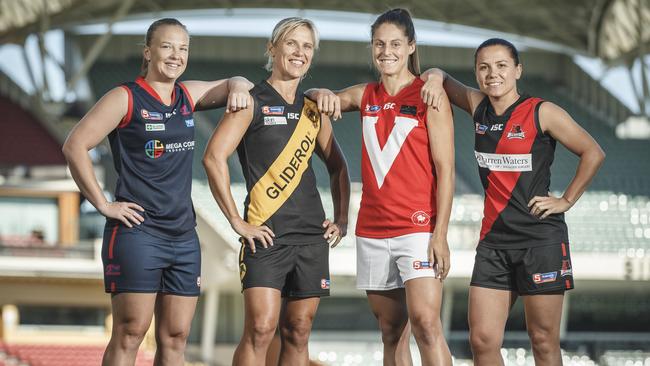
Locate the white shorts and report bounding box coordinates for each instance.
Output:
[356,232,437,290]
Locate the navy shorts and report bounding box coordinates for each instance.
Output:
[239,241,330,298]
[101,223,201,296]
[470,242,574,295]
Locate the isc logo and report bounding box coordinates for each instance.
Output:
[287,112,300,119]
[490,124,504,131]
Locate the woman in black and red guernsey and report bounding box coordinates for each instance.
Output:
[62,18,253,365]
[422,38,605,366]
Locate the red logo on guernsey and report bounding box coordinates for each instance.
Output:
[507,124,525,139]
[411,211,431,226]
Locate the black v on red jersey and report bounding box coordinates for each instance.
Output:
[108,77,196,240]
[473,95,568,248]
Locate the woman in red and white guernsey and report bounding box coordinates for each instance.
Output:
[63,18,253,365]
[309,8,454,365]
[421,38,605,365]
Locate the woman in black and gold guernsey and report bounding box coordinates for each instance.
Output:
[202,17,350,366]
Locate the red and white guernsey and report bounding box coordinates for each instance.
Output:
[356,78,437,238]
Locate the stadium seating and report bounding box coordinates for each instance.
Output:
[0,343,154,366]
[599,350,650,365]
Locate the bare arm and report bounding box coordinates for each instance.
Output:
[426,92,455,280]
[528,102,605,219]
[202,100,274,252]
[304,83,366,120]
[62,87,144,227]
[420,68,484,116]
[183,76,254,112]
[314,113,350,248]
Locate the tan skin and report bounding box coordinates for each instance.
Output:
[307,23,454,366]
[202,25,350,366]
[62,24,253,366]
[420,44,605,366]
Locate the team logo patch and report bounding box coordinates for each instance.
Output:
[321,279,330,289]
[411,211,431,226]
[185,118,194,127]
[413,261,434,270]
[196,276,201,287]
[532,271,557,284]
[141,108,163,121]
[365,104,381,113]
[475,123,488,134]
[145,123,165,131]
[305,105,320,128]
[105,264,121,276]
[144,139,165,159]
[264,116,287,125]
[560,260,572,277]
[399,105,417,116]
[181,104,191,115]
[262,105,285,115]
[507,124,525,139]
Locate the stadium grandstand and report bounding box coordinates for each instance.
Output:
[0,1,649,365]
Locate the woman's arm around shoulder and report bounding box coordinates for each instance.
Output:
[305,83,366,120]
[182,76,254,112]
[528,101,606,219]
[420,68,484,116]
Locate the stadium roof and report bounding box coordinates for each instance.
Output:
[0,0,648,64]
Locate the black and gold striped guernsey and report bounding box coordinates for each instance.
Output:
[237,80,326,245]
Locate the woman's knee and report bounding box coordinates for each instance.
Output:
[469,328,501,353]
[247,318,277,346]
[157,327,190,351]
[528,326,559,353]
[409,313,443,345]
[280,316,314,347]
[114,320,150,350]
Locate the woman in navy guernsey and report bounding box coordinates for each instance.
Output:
[203,18,349,365]
[62,18,253,365]
[421,39,605,365]
[308,9,455,366]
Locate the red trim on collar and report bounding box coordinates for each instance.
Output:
[177,82,195,111]
[135,76,176,106]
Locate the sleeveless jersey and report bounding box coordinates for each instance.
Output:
[473,95,568,248]
[237,80,326,245]
[356,78,437,238]
[108,76,196,240]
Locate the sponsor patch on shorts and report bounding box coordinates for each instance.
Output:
[532,271,557,284]
[321,278,330,289]
[413,261,434,270]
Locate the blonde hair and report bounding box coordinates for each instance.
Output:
[265,17,320,72]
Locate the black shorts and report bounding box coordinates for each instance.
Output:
[239,240,330,298]
[101,224,201,296]
[470,242,574,295]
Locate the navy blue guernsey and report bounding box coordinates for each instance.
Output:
[473,95,569,249]
[108,77,196,239]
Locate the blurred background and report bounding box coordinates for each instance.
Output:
[0,1,649,365]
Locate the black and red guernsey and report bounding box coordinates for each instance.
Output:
[473,95,568,249]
